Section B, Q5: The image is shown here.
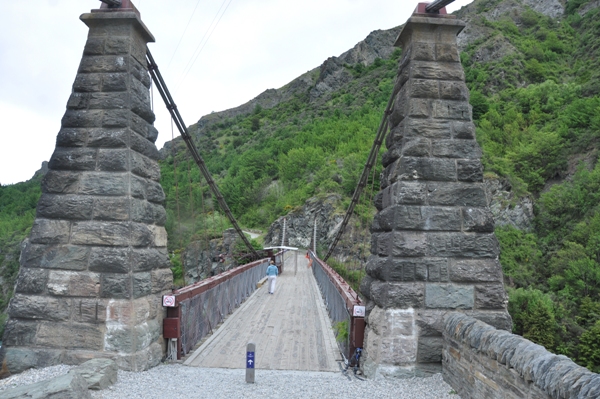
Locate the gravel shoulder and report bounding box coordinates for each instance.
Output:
[88,364,460,399]
[0,363,461,399]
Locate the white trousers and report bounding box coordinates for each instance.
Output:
[268,276,277,293]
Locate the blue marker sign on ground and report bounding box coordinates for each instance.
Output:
[246,342,255,383]
[247,351,255,369]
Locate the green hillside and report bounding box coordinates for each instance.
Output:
[0,176,42,335]
[159,0,600,371]
[0,0,599,372]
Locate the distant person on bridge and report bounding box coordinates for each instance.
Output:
[266,260,278,294]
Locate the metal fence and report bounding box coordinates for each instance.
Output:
[165,252,282,359]
[179,261,268,355]
[309,251,364,359]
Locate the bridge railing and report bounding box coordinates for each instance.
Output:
[163,252,283,359]
[309,251,365,360]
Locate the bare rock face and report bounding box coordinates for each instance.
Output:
[1,8,172,374]
[522,0,565,19]
[182,228,240,284]
[485,178,534,231]
[578,0,600,15]
[455,0,565,52]
[265,195,344,249]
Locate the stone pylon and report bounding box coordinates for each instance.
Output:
[1,5,172,373]
[360,9,511,378]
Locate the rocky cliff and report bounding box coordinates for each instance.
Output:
[181,228,240,284]
[160,26,402,157]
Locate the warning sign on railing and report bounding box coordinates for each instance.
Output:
[353,305,365,317]
[163,295,176,307]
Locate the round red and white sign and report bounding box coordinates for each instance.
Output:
[163,295,176,307]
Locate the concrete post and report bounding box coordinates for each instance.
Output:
[361,8,511,378]
[0,6,172,373]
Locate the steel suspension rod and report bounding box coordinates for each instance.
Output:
[146,49,260,260]
[323,80,397,262]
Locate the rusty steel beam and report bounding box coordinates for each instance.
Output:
[425,0,456,13]
[100,0,122,7]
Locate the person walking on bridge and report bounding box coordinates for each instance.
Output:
[266,260,278,294]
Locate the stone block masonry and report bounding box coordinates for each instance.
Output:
[443,313,600,399]
[361,12,511,378]
[1,7,172,373]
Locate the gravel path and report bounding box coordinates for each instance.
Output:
[0,365,75,392]
[1,364,461,398]
[89,364,460,399]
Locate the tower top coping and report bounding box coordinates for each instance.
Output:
[81,8,155,43]
[393,14,465,48]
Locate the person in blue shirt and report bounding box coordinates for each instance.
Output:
[266,260,278,294]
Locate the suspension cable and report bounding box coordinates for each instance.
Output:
[186,155,195,216]
[146,49,260,260]
[167,0,203,70]
[171,118,181,245]
[323,83,397,262]
[171,118,185,286]
[175,0,235,93]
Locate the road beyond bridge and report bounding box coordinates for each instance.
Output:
[183,251,340,371]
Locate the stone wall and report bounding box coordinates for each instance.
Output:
[360,11,511,378]
[443,313,600,399]
[0,8,172,374]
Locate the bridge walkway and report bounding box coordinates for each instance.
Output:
[183,251,341,371]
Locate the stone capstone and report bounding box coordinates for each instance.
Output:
[443,313,600,399]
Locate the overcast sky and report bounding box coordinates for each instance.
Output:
[0,0,473,185]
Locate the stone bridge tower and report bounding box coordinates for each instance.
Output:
[1,3,172,373]
[361,5,512,378]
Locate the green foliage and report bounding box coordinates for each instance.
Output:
[326,258,365,294]
[0,177,42,313]
[233,236,263,264]
[536,163,600,251]
[469,90,489,120]
[508,288,557,349]
[566,0,589,15]
[169,251,184,287]
[159,54,393,252]
[577,320,600,372]
[0,313,7,338]
[496,226,541,287]
[462,4,600,372]
[333,320,349,343]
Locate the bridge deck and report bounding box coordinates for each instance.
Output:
[183,251,341,371]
